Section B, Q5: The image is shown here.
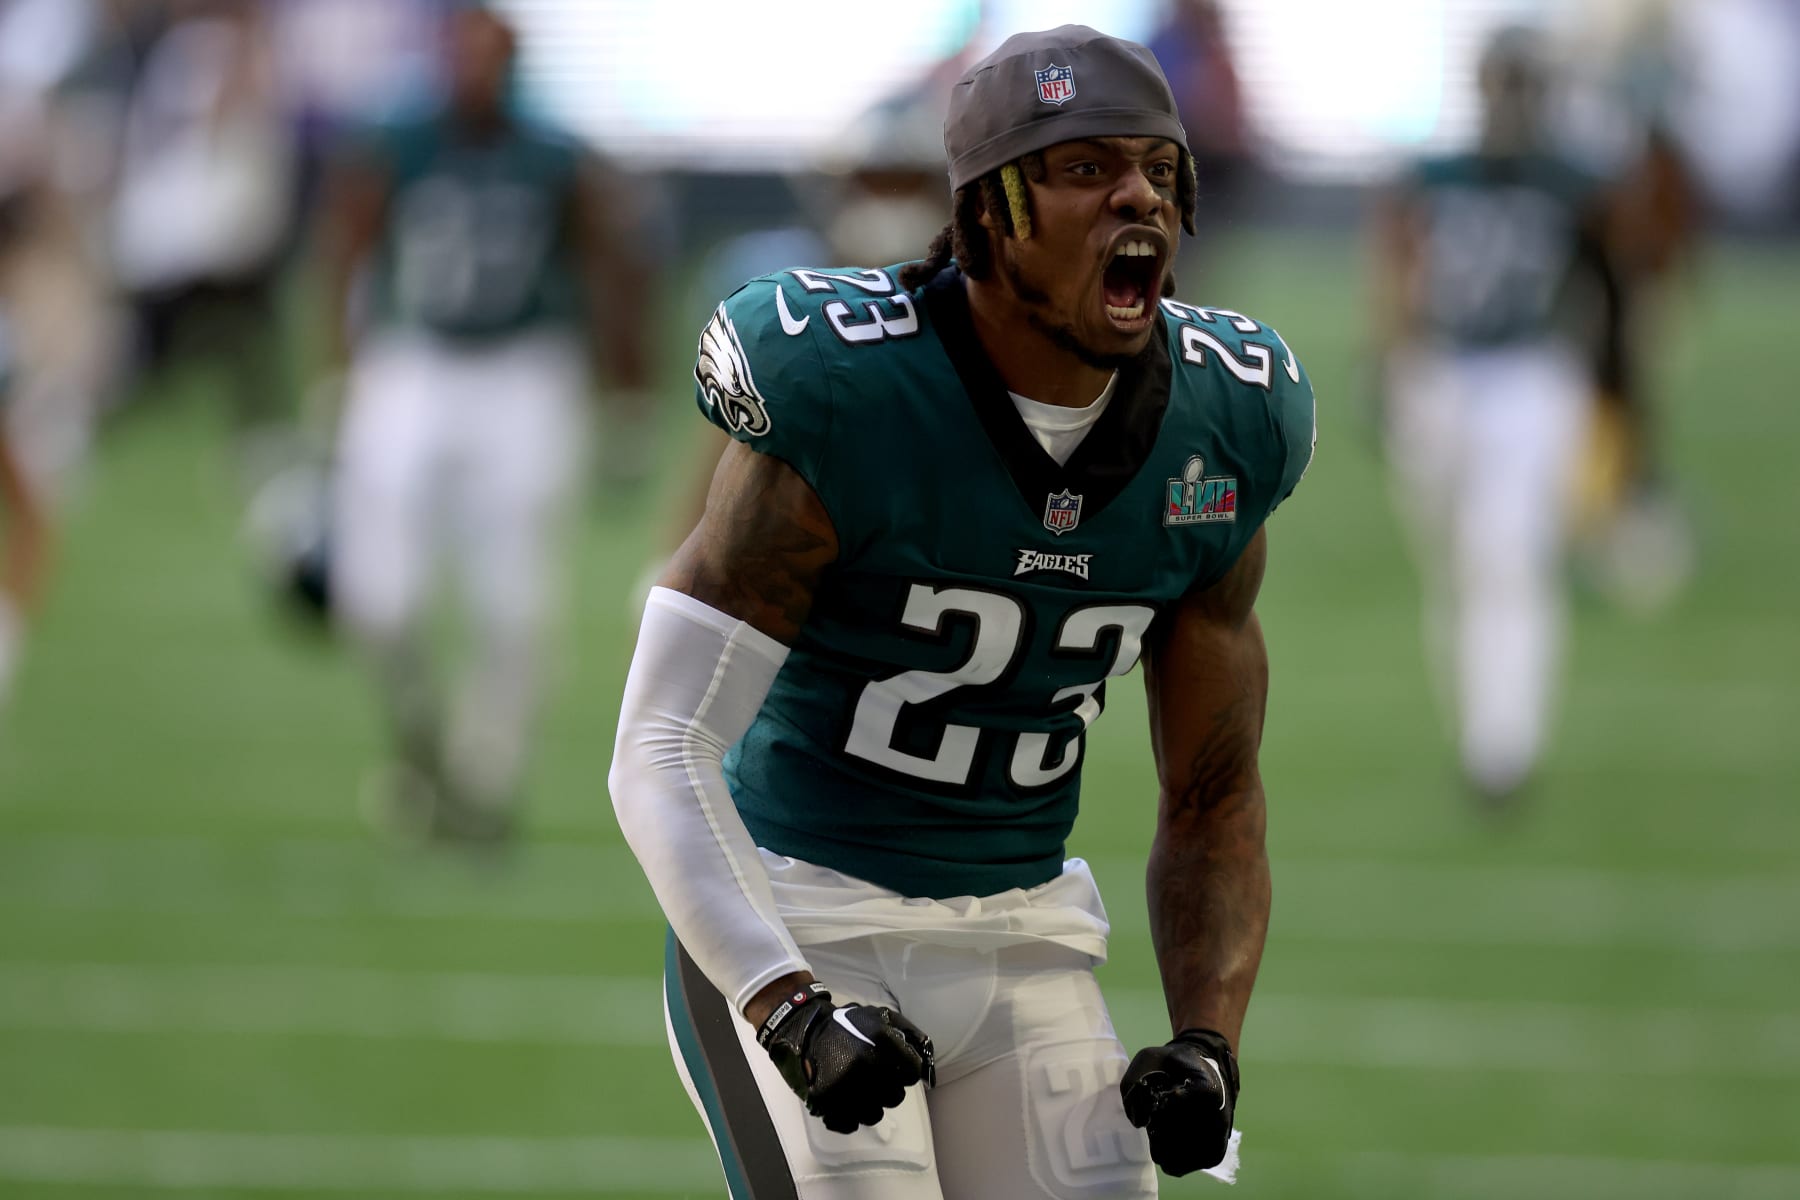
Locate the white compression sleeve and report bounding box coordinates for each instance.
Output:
[609,586,809,1014]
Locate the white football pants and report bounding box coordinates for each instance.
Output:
[332,329,587,803]
[663,857,1157,1200]
[1386,341,1588,793]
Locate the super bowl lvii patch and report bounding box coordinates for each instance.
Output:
[1165,455,1236,525]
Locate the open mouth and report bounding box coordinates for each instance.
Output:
[1102,238,1161,327]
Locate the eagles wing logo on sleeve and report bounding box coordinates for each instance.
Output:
[695,303,772,436]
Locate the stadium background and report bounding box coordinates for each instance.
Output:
[1,0,1797,1197]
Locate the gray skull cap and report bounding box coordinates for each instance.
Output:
[944,25,1188,191]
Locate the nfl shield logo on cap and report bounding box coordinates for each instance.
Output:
[1035,63,1076,105]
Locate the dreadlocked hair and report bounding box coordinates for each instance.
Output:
[898,150,1200,293]
[999,162,1033,238]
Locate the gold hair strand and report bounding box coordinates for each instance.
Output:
[1001,162,1031,239]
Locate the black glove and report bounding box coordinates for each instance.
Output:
[1119,1028,1239,1176]
[757,983,935,1134]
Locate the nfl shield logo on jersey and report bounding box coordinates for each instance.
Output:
[1043,488,1083,535]
[1035,64,1076,105]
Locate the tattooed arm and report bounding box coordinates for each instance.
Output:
[658,438,837,644]
[1141,527,1272,1046]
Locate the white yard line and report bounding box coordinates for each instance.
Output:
[0,1127,1793,1198]
[4,836,1798,952]
[0,962,666,1046]
[1088,855,1800,953]
[3,963,1797,1080]
[0,1126,723,1193]
[1315,1150,1800,1200]
[1103,988,1800,1079]
[0,835,662,924]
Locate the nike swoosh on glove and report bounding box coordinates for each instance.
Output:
[1119,1027,1240,1176]
[758,984,935,1135]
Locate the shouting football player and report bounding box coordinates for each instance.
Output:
[611,25,1315,1198]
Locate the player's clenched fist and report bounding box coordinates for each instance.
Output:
[1119,1028,1239,1176]
[757,983,935,1134]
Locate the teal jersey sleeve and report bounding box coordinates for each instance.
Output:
[1266,326,1317,512]
[1159,299,1316,526]
[692,275,840,514]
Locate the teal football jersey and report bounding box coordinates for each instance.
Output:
[694,265,1315,899]
[366,114,584,340]
[1408,151,1601,347]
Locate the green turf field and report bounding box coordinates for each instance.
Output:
[1,229,1796,1199]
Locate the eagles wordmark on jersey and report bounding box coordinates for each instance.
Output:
[695,264,1315,899]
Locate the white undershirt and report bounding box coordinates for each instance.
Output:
[1007,373,1117,466]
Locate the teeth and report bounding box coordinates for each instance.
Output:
[1114,240,1155,259]
[1106,302,1147,320]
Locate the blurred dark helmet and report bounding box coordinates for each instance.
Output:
[1478,24,1552,147]
[447,5,519,119]
[810,97,948,265]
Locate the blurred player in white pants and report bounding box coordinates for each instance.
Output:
[332,329,586,826]
[1384,343,1587,800]
[1375,25,1616,804]
[320,6,650,842]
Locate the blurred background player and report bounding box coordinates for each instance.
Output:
[0,309,50,711]
[107,0,299,481]
[318,3,654,845]
[0,0,126,505]
[1372,25,1613,805]
[1145,0,1251,281]
[799,87,954,277]
[1559,0,1702,613]
[0,0,104,712]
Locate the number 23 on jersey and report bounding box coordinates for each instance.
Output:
[844,585,1155,790]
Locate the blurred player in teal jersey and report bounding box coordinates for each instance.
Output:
[611,26,1315,1198]
[320,5,652,843]
[1374,25,1613,805]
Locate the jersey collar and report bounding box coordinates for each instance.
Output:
[921,267,1173,526]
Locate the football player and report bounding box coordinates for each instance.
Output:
[320,4,652,843]
[1566,4,1700,614]
[109,0,298,463]
[611,26,1315,1198]
[1372,25,1611,804]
